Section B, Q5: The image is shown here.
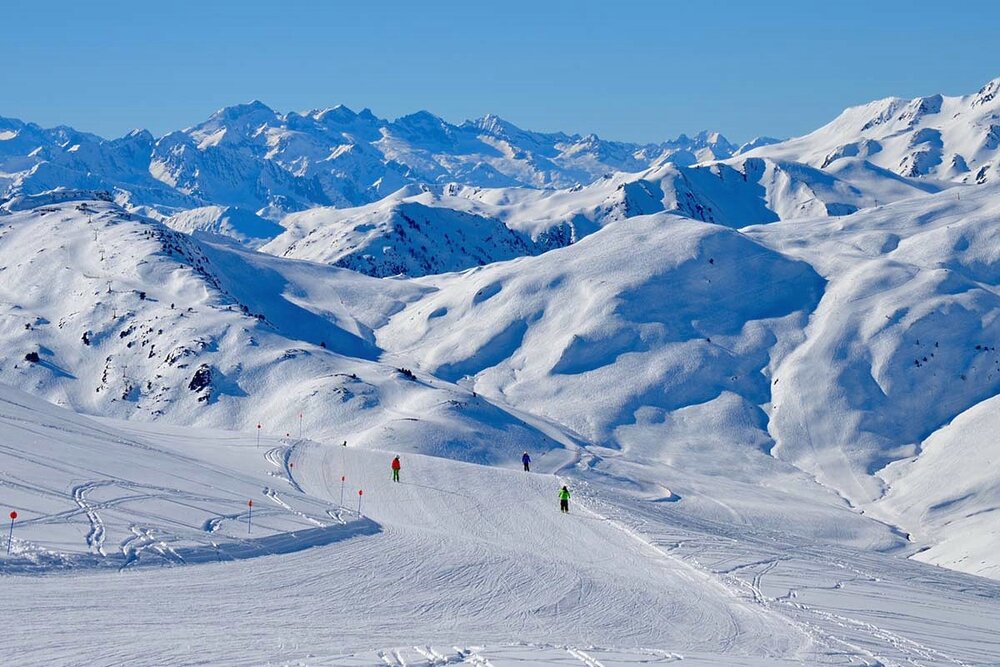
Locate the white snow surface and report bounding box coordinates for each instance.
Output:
[5,384,1000,665]
[164,205,285,248]
[745,78,1000,186]
[3,80,1000,664]
[0,105,738,219]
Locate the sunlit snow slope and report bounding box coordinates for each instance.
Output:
[5,386,1000,665]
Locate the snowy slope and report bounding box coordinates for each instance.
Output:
[372,213,883,537]
[744,185,1000,511]
[163,205,285,248]
[5,386,1000,665]
[378,213,824,444]
[873,393,1000,579]
[0,383,375,570]
[0,196,571,467]
[367,186,1000,576]
[266,156,935,277]
[3,181,1000,586]
[746,77,1000,186]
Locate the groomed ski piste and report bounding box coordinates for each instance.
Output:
[4,384,1000,666]
[3,77,1000,665]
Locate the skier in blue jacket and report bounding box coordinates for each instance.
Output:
[522,451,531,472]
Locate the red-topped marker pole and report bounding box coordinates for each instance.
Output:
[7,511,16,556]
[340,475,346,507]
[247,500,253,535]
[298,412,303,439]
[357,489,363,517]
[256,423,262,449]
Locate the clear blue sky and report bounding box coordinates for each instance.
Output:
[2,0,998,144]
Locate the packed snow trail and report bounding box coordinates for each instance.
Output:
[6,420,1000,664]
[3,385,1000,665]
[4,436,812,664]
[290,442,815,658]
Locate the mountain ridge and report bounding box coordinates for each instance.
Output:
[0,103,744,218]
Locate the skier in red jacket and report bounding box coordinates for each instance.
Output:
[391,455,401,482]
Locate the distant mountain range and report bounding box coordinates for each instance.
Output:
[260,77,1000,276]
[0,102,752,218]
[3,77,999,279]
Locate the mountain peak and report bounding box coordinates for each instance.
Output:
[972,76,1000,107]
[470,113,514,134]
[390,110,455,143]
[312,104,358,123]
[693,130,733,147]
[210,100,277,123]
[394,109,446,125]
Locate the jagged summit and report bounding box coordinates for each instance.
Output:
[2,77,999,225]
[0,102,747,217]
[209,99,277,120]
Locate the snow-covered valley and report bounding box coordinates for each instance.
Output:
[2,77,1000,665]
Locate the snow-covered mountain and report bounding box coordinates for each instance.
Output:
[373,184,1000,563]
[0,196,568,465]
[745,78,1000,185]
[6,186,1000,665]
[163,205,285,248]
[266,156,934,276]
[0,103,741,219]
[5,78,999,279]
[5,179,1000,579]
[5,78,1000,665]
[260,79,1000,277]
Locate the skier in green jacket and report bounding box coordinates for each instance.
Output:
[559,485,571,513]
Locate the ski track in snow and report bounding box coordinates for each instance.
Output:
[71,480,112,556]
[566,647,607,667]
[574,479,996,666]
[291,444,824,661]
[4,379,1000,663]
[265,441,306,493]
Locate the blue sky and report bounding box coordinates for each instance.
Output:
[1,0,998,143]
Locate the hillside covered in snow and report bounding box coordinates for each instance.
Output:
[3,78,1000,665]
[260,78,999,277]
